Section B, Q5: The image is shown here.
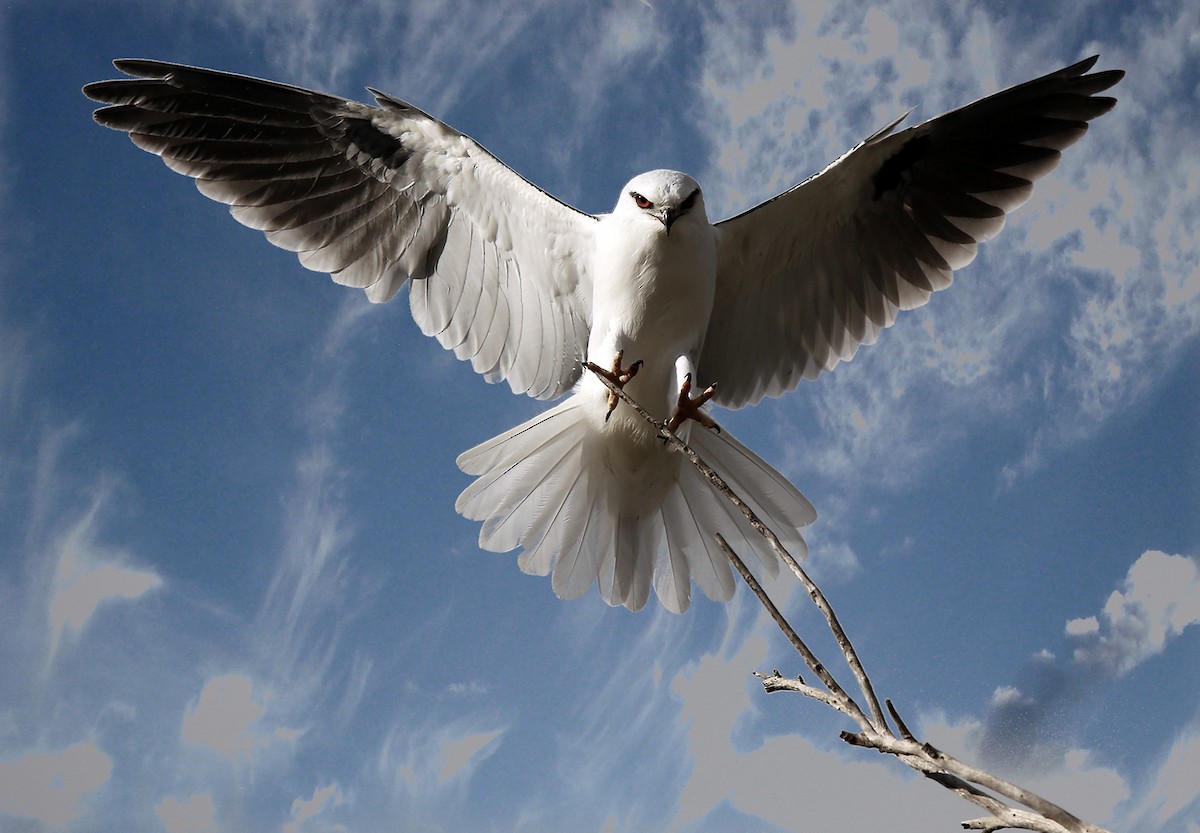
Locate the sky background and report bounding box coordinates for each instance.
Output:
[1,1,1198,832]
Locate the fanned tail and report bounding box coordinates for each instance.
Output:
[456,395,815,613]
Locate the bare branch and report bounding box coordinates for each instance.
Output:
[886,698,917,742]
[582,362,1115,833]
[839,732,1102,832]
[754,671,845,712]
[585,362,888,729]
[719,534,869,727]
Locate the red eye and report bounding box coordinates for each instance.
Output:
[632,193,652,209]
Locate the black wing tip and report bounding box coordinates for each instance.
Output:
[1070,55,1125,92]
[367,87,433,120]
[1035,55,1124,96]
[90,107,118,128]
[81,80,107,104]
[365,86,392,103]
[1095,68,1126,90]
[83,59,176,107]
[111,57,179,78]
[1068,54,1101,75]
[1091,95,1120,117]
[82,81,127,121]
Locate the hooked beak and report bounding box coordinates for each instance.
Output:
[656,207,679,235]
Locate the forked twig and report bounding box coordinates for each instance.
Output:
[584,360,886,729]
[584,363,1113,833]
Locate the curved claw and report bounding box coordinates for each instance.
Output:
[666,374,720,434]
[587,350,644,421]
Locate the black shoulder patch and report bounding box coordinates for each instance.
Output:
[341,117,412,170]
[871,133,932,200]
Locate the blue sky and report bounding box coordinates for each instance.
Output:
[2,1,1198,831]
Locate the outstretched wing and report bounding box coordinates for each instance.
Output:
[702,56,1123,408]
[85,59,596,400]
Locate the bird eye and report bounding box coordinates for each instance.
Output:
[680,189,698,211]
[632,193,652,209]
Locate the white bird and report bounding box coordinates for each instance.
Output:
[84,56,1122,612]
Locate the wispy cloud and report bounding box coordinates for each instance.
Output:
[694,0,1200,500]
[283,783,345,833]
[1126,716,1200,831]
[46,489,163,664]
[242,299,375,749]
[374,714,507,810]
[196,0,561,113]
[438,730,502,783]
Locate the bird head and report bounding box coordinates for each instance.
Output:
[616,170,706,236]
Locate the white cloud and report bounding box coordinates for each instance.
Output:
[1068,551,1200,676]
[155,793,217,833]
[925,717,1129,829]
[181,673,300,761]
[283,783,345,833]
[670,629,966,831]
[990,685,1027,708]
[667,598,1147,833]
[438,730,502,782]
[1030,748,1129,827]
[46,490,162,663]
[0,742,113,829]
[1065,616,1100,636]
[48,553,161,658]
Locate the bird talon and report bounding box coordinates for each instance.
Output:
[666,376,720,433]
[588,350,643,420]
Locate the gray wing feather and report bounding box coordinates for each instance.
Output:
[704,55,1123,408]
[85,59,596,400]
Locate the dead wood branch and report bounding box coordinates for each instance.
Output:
[584,363,1114,833]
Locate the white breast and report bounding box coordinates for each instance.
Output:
[587,212,718,418]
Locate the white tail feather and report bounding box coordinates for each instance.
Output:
[456,392,815,612]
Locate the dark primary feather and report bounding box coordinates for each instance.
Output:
[84,58,595,401]
[705,55,1124,408]
[85,59,441,284]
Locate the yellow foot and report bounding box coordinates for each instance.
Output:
[665,374,720,434]
[584,350,644,421]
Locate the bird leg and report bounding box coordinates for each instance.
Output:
[586,350,644,422]
[665,374,720,434]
